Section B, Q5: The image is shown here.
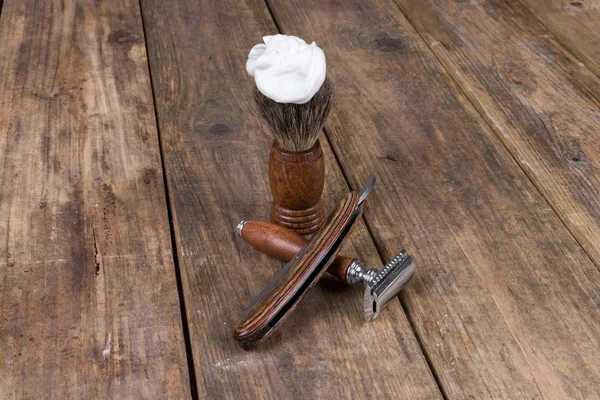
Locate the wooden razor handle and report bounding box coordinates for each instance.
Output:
[240,220,354,283]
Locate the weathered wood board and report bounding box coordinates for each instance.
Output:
[0,0,191,397]
[266,0,600,398]
[396,0,600,270]
[140,0,442,398]
[517,0,600,78]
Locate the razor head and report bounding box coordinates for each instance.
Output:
[363,251,415,321]
[234,176,375,349]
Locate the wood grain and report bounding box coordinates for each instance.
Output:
[0,0,191,398]
[140,0,442,397]
[266,0,600,398]
[396,0,600,269]
[269,140,325,234]
[517,0,600,78]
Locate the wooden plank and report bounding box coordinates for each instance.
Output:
[0,0,191,398]
[266,0,600,398]
[140,0,442,398]
[396,0,600,270]
[517,0,600,78]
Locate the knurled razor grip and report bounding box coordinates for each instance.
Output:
[233,176,375,349]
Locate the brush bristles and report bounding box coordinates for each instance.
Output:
[254,77,333,152]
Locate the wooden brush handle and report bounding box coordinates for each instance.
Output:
[240,220,354,283]
[269,140,325,235]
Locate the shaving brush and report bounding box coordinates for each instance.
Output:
[248,34,333,234]
[254,78,333,234]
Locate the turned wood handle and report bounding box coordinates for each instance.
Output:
[240,220,354,283]
[269,140,325,234]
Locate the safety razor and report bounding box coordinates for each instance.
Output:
[237,219,415,321]
[233,176,376,349]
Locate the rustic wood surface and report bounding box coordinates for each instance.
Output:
[517,0,600,78]
[140,0,441,398]
[0,0,191,398]
[3,0,600,397]
[396,0,600,269]
[266,0,600,398]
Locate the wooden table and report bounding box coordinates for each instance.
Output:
[1,0,599,398]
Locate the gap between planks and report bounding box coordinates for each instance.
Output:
[390,0,600,274]
[515,0,600,79]
[260,0,449,398]
[264,0,600,397]
[137,0,199,397]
